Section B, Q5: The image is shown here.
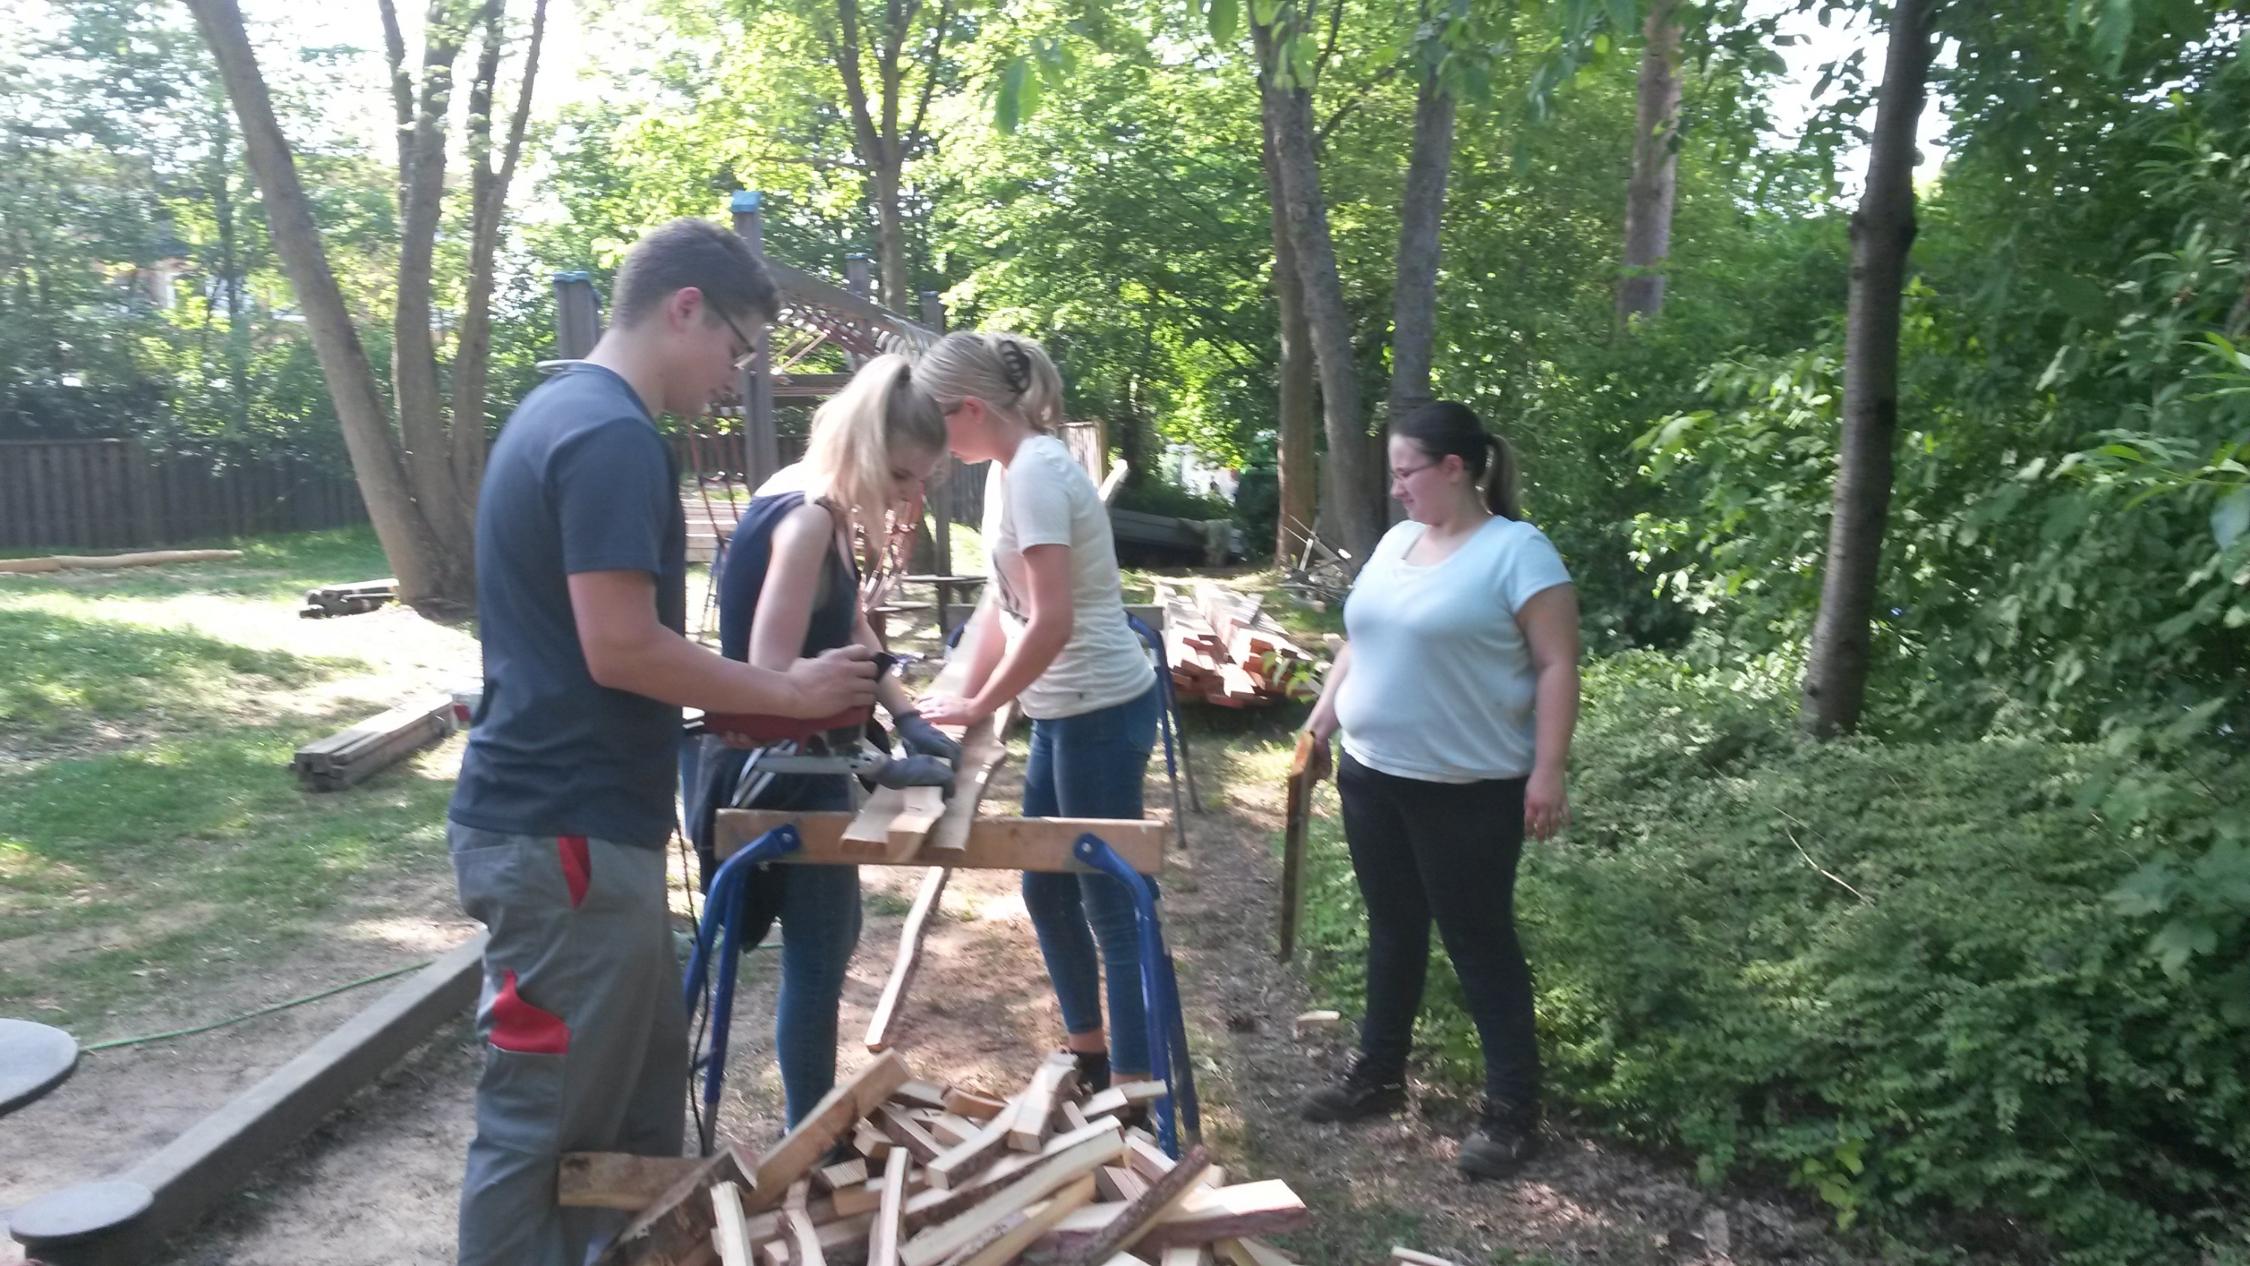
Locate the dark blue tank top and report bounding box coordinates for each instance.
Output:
[717,490,859,663]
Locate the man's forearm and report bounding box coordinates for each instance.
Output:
[592,628,808,716]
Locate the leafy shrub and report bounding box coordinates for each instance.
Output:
[1298,653,2250,1261]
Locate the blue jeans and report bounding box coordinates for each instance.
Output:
[760,773,862,1126]
[1020,682,1160,1074]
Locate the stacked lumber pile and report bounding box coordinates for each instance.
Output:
[299,578,398,619]
[290,694,457,791]
[583,1049,1350,1266]
[1158,584,1320,709]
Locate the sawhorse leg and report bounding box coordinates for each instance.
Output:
[681,824,801,1154]
[1072,832,1201,1157]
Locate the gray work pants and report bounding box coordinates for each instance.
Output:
[450,825,687,1266]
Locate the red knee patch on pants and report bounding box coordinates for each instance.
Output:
[488,969,570,1054]
[557,835,590,908]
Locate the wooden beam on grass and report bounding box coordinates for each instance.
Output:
[292,694,457,792]
[0,548,241,575]
[717,811,1165,875]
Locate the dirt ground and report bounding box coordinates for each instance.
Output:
[4,708,1860,1266]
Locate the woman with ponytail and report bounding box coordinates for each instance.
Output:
[911,331,1159,1097]
[1296,400,1581,1181]
[695,353,954,1125]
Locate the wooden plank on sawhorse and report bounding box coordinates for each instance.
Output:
[715,811,1166,876]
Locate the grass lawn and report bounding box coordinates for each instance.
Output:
[0,528,1324,1027]
[0,528,478,1039]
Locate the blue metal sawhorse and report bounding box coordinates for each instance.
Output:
[684,823,1202,1156]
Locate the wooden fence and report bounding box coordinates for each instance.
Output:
[0,438,367,552]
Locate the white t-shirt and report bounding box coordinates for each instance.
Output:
[982,435,1153,720]
[1335,516,1572,783]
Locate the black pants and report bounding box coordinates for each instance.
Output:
[1338,751,1539,1114]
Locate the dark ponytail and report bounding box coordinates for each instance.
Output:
[1392,400,1521,521]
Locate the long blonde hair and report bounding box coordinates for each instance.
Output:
[799,354,948,560]
[912,330,1067,433]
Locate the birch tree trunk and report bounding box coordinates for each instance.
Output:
[1616,0,1683,325]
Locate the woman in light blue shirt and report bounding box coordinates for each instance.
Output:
[1299,400,1581,1181]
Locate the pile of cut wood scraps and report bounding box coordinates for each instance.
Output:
[299,577,398,618]
[577,1047,1462,1266]
[1157,583,1322,709]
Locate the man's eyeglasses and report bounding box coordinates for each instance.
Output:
[719,310,758,372]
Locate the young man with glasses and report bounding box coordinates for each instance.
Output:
[447,217,878,1266]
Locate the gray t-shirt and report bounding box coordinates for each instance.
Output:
[449,364,686,846]
[1335,516,1571,783]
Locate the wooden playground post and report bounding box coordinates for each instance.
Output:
[845,254,873,371]
[552,270,601,359]
[920,289,956,590]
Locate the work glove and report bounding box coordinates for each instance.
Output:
[874,753,957,792]
[893,710,963,766]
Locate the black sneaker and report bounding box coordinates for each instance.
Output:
[1298,1060,1407,1124]
[1456,1101,1541,1180]
[1070,1048,1112,1095]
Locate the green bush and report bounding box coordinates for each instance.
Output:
[1299,653,2249,1261]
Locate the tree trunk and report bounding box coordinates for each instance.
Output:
[1261,103,1317,563]
[450,0,548,511]
[1386,56,1455,429]
[828,0,944,315]
[874,160,909,312]
[393,1,473,553]
[1799,0,1932,739]
[208,92,250,432]
[185,0,469,609]
[1252,16,1382,566]
[1117,373,1152,494]
[1616,0,1683,325]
